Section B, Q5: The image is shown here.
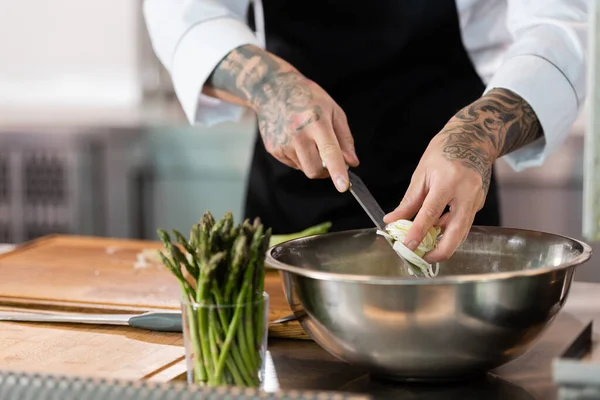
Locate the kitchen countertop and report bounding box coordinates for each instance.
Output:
[0,241,595,398]
[265,281,599,399]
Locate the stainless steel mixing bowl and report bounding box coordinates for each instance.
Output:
[265,226,592,381]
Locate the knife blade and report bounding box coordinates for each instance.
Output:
[347,170,387,231]
[320,161,390,232]
[0,311,183,332]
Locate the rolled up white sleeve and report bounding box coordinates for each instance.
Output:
[143,0,262,126]
[483,0,588,172]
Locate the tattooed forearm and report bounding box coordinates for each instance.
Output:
[492,89,543,157]
[206,45,283,107]
[441,88,543,194]
[206,45,322,149]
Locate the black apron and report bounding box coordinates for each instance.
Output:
[244,0,501,234]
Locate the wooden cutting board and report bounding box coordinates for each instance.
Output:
[0,306,186,381]
[0,234,309,340]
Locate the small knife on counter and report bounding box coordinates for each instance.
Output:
[0,311,183,333]
[0,311,299,332]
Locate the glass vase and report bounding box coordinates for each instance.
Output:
[181,292,269,388]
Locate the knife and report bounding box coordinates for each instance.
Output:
[0,311,183,332]
[347,170,387,231]
[346,170,397,250]
[0,310,302,331]
[321,161,388,231]
[347,170,435,277]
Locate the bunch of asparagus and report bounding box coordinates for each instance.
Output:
[157,211,271,387]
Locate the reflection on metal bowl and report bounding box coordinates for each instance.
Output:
[265,226,592,381]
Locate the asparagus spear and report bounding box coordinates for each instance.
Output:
[255,228,271,348]
[244,226,264,369]
[196,251,223,379]
[224,235,247,304]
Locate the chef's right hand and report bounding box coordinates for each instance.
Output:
[254,72,359,192]
[204,45,359,192]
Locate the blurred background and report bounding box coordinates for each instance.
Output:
[0,1,597,282]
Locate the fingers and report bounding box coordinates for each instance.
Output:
[311,121,350,192]
[332,107,359,167]
[282,146,301,169]
[435,211,451,231]
[255,74,357,190]
[258,83,356,191]
[271,149,300,170]
[403,186,452,252]
[293,136,329,179]
[424,203,474,263]
[383,177,426,224]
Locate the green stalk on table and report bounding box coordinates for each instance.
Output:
[268,221,332,246]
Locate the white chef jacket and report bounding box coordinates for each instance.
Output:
[143,0,589,172]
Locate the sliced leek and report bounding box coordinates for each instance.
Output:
[377,219,441,278]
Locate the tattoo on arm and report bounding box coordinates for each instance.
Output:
[207,45,281,106]
[206,45,322,149]
[441,88,543,194]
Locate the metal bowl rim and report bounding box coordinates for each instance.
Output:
[265,226,593,285]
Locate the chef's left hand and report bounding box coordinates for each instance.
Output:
[383,88,543,263]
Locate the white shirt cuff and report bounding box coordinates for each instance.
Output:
[171,17,261,125]
[483,54,579,172]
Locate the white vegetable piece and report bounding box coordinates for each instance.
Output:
[377,219,441,278]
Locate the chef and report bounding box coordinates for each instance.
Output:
[143,0,587,262]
